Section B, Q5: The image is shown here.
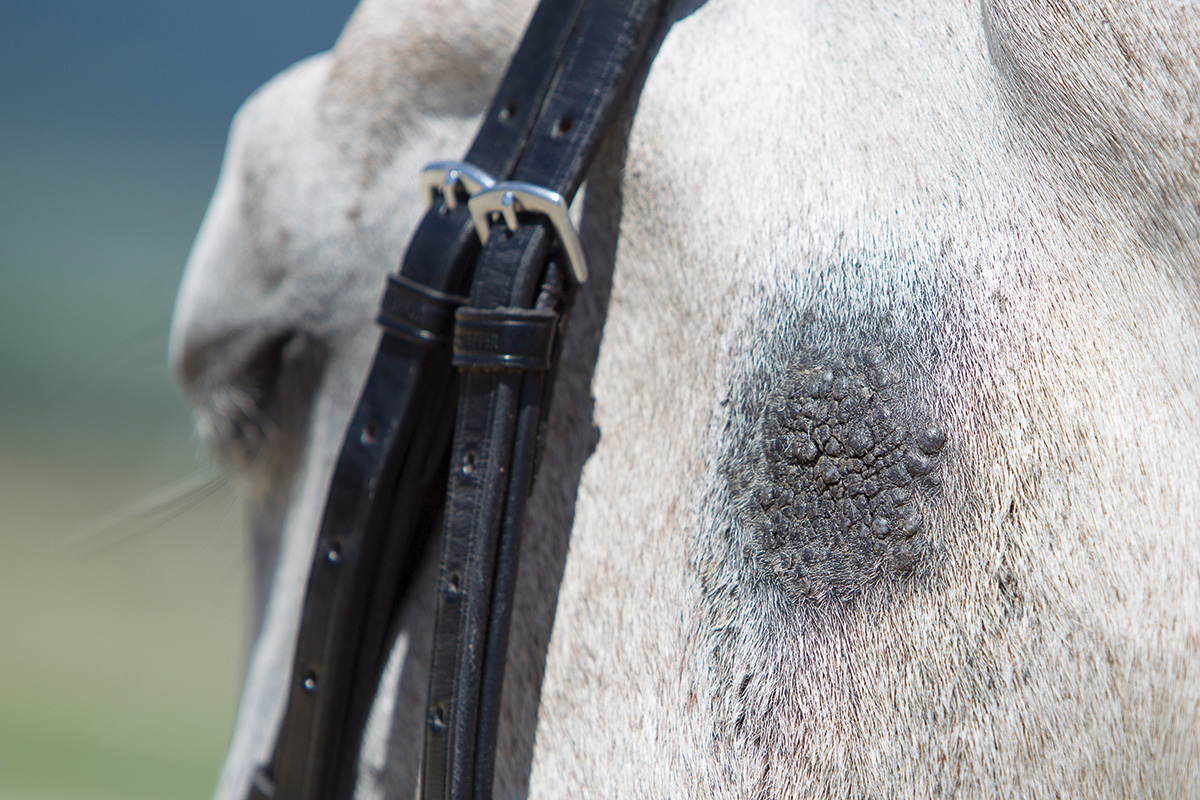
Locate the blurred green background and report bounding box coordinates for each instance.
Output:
[1,2,356,797]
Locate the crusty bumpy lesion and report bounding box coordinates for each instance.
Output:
[728,346,947,605]
[696,276,964,791]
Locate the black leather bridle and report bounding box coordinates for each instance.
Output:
[246,1,666,798]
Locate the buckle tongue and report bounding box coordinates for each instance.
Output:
[419,161,496,211]
[467,182,588,284]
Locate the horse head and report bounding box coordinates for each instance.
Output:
[172,1,1200,796]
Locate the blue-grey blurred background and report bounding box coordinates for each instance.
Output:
[1,2,357,797]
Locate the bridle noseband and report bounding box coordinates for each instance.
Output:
[247,1,665,798]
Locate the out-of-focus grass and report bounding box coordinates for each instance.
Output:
[0,431,247,800]
[0,116,247,799]
[0,5,364,795]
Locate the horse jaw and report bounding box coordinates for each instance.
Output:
[170,0,1200,798]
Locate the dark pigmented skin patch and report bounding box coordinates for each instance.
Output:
[734,347,947,604]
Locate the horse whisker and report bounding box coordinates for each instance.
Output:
[61,468,233,557]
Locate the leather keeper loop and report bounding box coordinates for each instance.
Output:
[452,307,558,371]
[377,274,468,346]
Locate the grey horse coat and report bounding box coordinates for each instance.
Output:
[171,0,1200,797]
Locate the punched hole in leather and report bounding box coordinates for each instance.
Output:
[244,1,665,799]
[246,0,598,795]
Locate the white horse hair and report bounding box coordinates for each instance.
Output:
[170,0,1200,797]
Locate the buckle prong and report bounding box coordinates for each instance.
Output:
[468,182,588,284]
[419,161,496,211]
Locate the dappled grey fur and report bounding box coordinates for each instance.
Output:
[689,245,995,795]
[172,0,1200,797]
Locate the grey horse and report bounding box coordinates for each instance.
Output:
[171,0,1200,796]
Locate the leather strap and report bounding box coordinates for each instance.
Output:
[452,306,560,371]
[246,0,663,798]
[248,1,592,797]
[378,274,468,346]
[420,3,663,799]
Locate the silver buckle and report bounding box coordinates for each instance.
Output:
[467,182,588,284]
[419,161,496,211]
